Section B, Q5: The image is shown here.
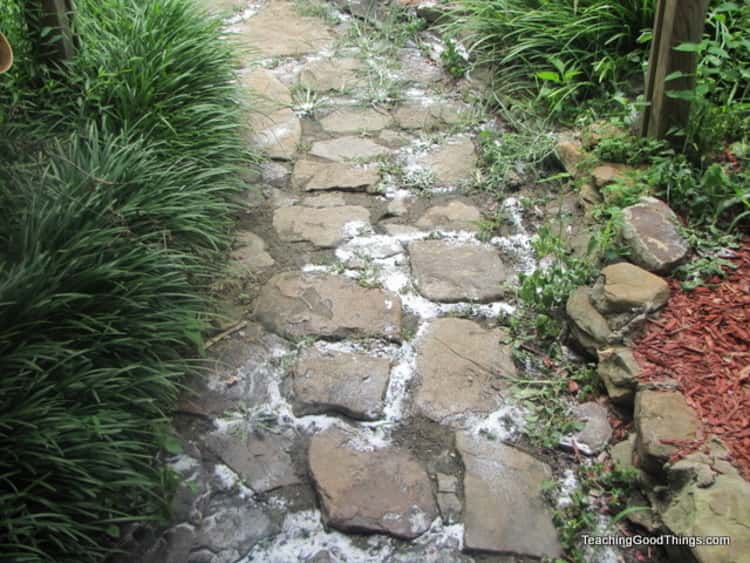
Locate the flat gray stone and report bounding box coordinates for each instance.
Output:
[292,159,380,192]
[413,318,516,424]
[194,497,275,563]
[230,231,275,271]
[309,426,438,539]
[456,432,562,558]
[634,390,701,475]
[319,107,393,134]
[310,136,391,162]
[273,204,371,248]
[566,286,611,355]
[417,138,477,186]
[409,240,509,303]
[203,423,299,493]
[622,197,690,273]
[293,347,391,420]
[298,57,365,92]
[244,68,301,160]
[416,201,481,232]
[248,107,301,161]
[592,262,670,313]
[393,100,469,130]
[255,272,402,341]
[235,1,335,58]
[560,401,612,455]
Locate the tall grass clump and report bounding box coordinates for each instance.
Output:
[0,0,249,560]
[449,0,655,113]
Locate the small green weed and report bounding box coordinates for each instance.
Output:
[440,37,469,79]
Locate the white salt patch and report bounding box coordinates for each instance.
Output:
[557,469,579,508]
[465,404,527,441]
[239,510,395,563]
[343,220,373,238]
[224,0,265,27]
[585,515,622,563]
[167,454,199,478]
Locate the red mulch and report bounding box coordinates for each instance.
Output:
[633,239,750,479]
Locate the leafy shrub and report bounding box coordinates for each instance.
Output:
[0,0,248,560]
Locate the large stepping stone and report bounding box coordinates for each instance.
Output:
[457,432,562,558]
[308,426,438,539]
[292,159,380,192]
[255,272,402,341]
[413,318,516,424]
[634,390,701,475]
[243,68,300,160]
[292,348,391,420]
[393,100,470,130]
[273,201,371,248]
[408,240,509,302]
[230,231,275,272]
[234,1,335,58]
[319,107,393,134]
[203,423,300,493]
[310,136,391,162]
[298,57,365,92]
[416,138,477,186]
[621,197,690,273]
[415,201,481,232]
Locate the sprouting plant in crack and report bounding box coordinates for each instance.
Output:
[291,84,327,117]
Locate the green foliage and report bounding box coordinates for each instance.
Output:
[440,37,469,78]
[547,462,641,562]
[518,226,597,323]
[450,0,655,116]
[0,0,248,560]
[674,226,740,290]
[593,133,669,165]
[476,127,557,191]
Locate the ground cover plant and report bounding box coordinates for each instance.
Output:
[0,0,247,560]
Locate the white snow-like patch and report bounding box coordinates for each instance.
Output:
[557,468,579,508]
[489,197,536,274]
[224,0,265,28]
[465,404,527,441]
[167,454,200,479]
[585,515,622,563]
[240,510,465,563]
[239,510,394,563]
[211,463,255,499]
[343,220,374,238]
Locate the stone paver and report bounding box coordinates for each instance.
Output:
[457,432,562,558]
[415,201,481,232]
[230,231,275,272]
[255,272,402,341]
[409,240,509,302]
[298,57,365,92]
[273,202,371,248]
[413,318,516,424]
[203,424,300,493]
[417,138,477,186]
[308,426,438,539]
[235,1,335,58]
[292,159,380,192]
[292,347,391,420]
[320,107,393,134]
[309,136,391,162]
[393,100,469,130]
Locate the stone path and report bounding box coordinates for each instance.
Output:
[129,2,580,561]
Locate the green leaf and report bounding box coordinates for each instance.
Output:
[536,71,561,83]
[673,41,704,52]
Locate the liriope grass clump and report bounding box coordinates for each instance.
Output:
[448,0,655,113]
[0,0,250,560]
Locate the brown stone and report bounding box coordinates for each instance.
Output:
[308,426,438,539]
[592,262,670,313]
[255,272,402,341]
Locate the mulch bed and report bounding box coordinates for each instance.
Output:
[633,239,750,480]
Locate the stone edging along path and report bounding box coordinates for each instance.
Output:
[112,1,749,563]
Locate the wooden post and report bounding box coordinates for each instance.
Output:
[641,0,709,139]
[32,0,77,64]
